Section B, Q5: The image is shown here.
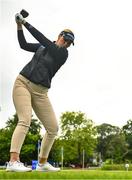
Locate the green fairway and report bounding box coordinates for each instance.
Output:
[0,169,132,179]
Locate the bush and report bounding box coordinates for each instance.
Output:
[101,164,132,171]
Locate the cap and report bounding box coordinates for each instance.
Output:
[60,29,75,45]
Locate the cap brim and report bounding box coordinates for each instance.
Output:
[64,35,74,45]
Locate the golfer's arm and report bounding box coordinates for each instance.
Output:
[17,25,40,52]
[23,22,57,50]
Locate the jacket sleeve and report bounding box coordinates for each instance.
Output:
[18,29,41,52]
[23,22,68,59]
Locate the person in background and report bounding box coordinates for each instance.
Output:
[6,12,75,172]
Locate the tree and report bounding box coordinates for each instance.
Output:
[52,111,97,165]
[0,114,42,164]
[96,123,121,161]
[96,123,129,163]
[0,128,11,164]
[106,133,128,163]
[122,119,132,160]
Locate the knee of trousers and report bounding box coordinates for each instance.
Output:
[47,125,59,138]
[17,120,30,134]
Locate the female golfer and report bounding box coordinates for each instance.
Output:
[6,13,74,172]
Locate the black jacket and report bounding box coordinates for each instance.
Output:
[18,22,68,88]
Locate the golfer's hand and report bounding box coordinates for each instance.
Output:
[15,13,26,24]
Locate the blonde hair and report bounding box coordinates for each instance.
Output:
[59,29,74,38]
[62,29,74,34]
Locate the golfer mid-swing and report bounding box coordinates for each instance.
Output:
[6,12,75,172]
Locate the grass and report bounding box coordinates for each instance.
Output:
[0,169,132,179]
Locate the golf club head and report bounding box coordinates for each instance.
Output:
[20,9,29,18]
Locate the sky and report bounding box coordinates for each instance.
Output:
[1,0,132,129]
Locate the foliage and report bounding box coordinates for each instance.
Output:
[0,129,11,164]
[106,133,128,163]
[122,119,132,160]
[52,111,97,165]
[96,123,128,163]
[101,164,132,171]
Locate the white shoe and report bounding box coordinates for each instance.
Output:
[6,161,32,172]
[36,162,60,172]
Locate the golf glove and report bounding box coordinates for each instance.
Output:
[15,13,26,24]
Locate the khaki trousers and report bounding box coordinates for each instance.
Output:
[10,74,58,158]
